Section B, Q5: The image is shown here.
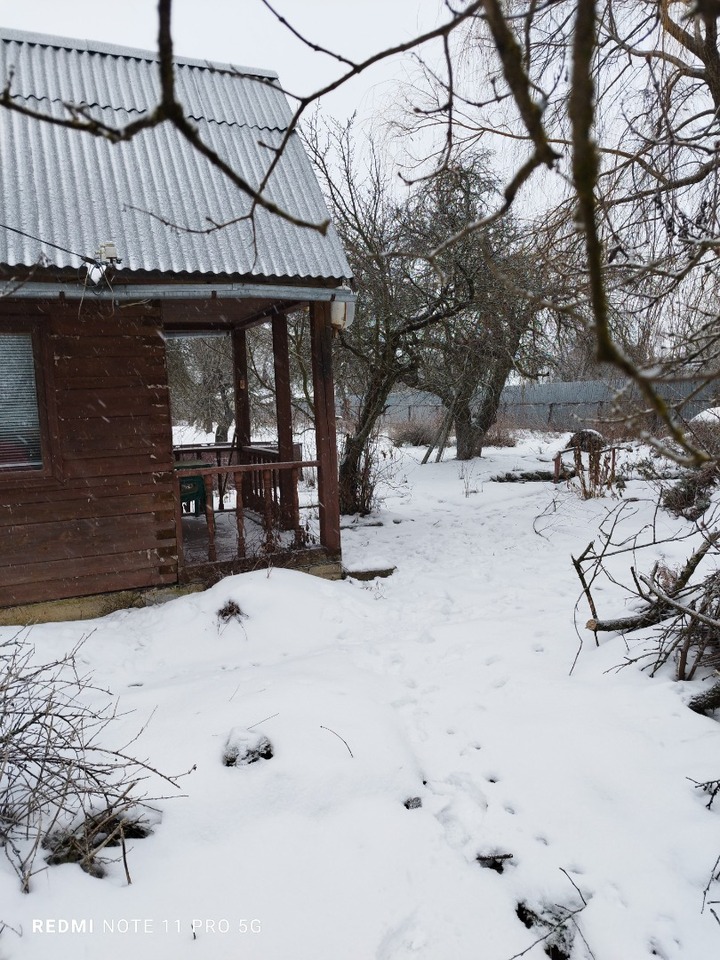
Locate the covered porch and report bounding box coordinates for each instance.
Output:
[163,296,348,582]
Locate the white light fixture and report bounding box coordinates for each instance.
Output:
[330,287,356,329]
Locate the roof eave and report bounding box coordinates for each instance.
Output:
[0,27,279,79]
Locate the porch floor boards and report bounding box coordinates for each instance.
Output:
[180,508,316,567]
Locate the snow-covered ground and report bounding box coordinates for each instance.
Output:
[2,434,720,960]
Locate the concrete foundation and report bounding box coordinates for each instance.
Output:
[0,559,344,626]
[0,583,206,626]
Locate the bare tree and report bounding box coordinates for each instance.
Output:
[308,123,511,511]
[166,335,236,443]
[395,160,540,458]
[411,1,720,455]
[7,1,720,454]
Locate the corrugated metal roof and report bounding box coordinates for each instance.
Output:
[0,29,351,283]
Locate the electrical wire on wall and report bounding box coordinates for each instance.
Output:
[0,221,121,315]
[0,221,94,265]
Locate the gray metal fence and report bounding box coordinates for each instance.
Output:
[369,381,719,433]
[496,380,718,431]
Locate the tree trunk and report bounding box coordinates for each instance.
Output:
[480,359,514,448]
[338,368,397,514]
[215,382,234,443]
[455,399,483,460]
[461,328,526,458]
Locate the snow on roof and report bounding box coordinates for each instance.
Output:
[0,29,351,283]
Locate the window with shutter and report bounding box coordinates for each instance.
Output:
[0,332,43,471]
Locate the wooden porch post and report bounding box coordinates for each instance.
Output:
[232,327,253,512]
[310,301,341,555]
[272,313,295,528]
[232,327,252,452]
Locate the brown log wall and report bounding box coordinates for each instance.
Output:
[0,299,177,608]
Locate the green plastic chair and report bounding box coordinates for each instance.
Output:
[179,475,207,517]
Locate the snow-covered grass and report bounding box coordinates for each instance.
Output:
[2,434,720,959]
[172,422,219,447]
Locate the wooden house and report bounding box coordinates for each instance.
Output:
[0,29,354,619]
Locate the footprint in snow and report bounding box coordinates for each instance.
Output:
[390,695,417,710]
[435,807,472,849]
[376,914,427,959]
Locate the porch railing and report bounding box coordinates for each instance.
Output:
[240,443,303,515]
[173,458,318,567]
[173,441,303,512]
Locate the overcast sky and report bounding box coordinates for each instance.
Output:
[0,0,447,123]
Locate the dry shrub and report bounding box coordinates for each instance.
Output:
[0,633,179,891]
[483,423,517,448]
[484,411,525,446]
[575,501,720,719]
[389,417,442,448]
[568,445,619,499]
[662,463,720,520]
[568,429,604,452]
[553,429,634,498]
[353,440,379,515]
[686,416,720,458]
[641,565,720,709]
[217,599,246,624]
[340,433,400,516]
[43,806,157,879]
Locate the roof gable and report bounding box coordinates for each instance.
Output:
[0,29,351,283]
